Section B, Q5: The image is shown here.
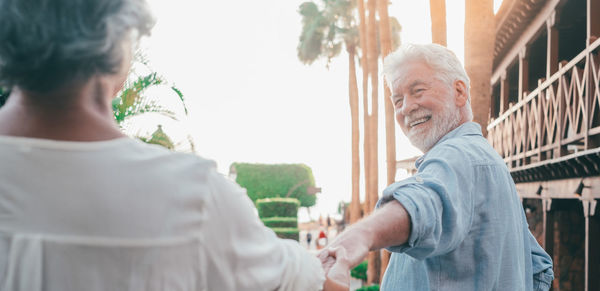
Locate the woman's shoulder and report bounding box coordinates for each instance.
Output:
[126,139,218,175]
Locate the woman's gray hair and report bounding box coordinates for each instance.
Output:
[383,43,471,102]
[0,0,155,92]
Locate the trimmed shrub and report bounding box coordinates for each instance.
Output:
[351,260,368,281]
[232,163,317,207]
[356,285,379,291]
[256,198,300,218]
[272,227,299,241]
[261,217,298,228]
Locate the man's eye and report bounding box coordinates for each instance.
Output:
[414,88,425,94]
[394,98,403,106]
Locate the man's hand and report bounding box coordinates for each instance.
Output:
[319,200,411,279]
[318,222,372,272]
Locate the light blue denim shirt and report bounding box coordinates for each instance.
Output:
[377,122,553,291]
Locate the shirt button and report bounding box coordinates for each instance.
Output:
[415,176,423,183]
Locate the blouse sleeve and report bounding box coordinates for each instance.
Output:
[202,170,325,291]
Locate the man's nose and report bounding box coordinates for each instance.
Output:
[400,97,419,116]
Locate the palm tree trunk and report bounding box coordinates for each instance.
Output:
[366,0,379,220]
[366,0,380,284]
[376,0,395,281]
[357,0,371,222]
[376,0,396,201]
[429,0,447,46]
[348,45,361,224]
[465,0,494,136]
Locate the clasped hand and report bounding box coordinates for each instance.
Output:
[317,227,371,291]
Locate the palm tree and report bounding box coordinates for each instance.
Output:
[298,2,401,283]
[114,53,194,151]
[356,0,371,225]
[376,0,398,282]
[113,55,188,127]
[429,0,447,46]
[297,0,363,224]
[364,0,382,284]
[465,0,494,136]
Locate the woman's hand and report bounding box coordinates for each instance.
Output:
[322,247,350,291]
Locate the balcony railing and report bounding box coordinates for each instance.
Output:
[487,38,600,182]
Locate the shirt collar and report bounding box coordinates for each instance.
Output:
[415,122,482,168]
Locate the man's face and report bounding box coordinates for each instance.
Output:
[390,61,462,152]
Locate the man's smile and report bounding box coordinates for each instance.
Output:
[407,116,431,128]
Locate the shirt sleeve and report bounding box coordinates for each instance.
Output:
[376,145,474,260]
[202,170,325,291]
[528,231,554,291]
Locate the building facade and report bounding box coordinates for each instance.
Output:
[487,0,599,290]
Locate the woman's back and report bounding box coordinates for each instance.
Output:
[0,136,325,290]
[0,136,211,238]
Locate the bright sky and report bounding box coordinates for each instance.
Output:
[141,0,503,221]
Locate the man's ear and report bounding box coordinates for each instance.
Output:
[453,80,468,107]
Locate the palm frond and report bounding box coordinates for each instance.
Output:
[297,0,359,66]
[114,51,190,151]
[170,86,188,115]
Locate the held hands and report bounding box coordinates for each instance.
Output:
[318,200,408,290]
[318,226,371,291]
[319,247,350,291]
[319,224,371,270]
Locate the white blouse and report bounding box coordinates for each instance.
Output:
[0,136,324,291]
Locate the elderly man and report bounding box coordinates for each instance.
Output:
[319,44,554,291]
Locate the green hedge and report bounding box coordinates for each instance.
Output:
[272,227,299,241]
[232,163,317,207]
[356,285,379,291]
[351,260,368,281]
[256,198,300,218]
[261,217,298,228]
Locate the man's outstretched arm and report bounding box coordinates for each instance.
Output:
[318,200,411,275]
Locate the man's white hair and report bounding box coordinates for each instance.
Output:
[383,43,471,104]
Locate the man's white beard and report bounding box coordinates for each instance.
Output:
[407,103,461,153]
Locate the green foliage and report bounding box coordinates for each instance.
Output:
[297,0,402,66]
[261,217,298,228]
[0,87,9,108]
[272,227,300,241]
[114,72,161,122]
[351,260,368,281]
[356,285,379,291]
[114,52,194,152]
[138,125,175,150]
[256,197,300,241]
[233,163,317,207]
[338,201,349,215]
[256,198,300,218]
[297,0,356,65]
[112,71,183,125]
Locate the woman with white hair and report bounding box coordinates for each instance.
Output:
[0,0,344,290]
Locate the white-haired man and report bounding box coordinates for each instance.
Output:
[319,43,554,291]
